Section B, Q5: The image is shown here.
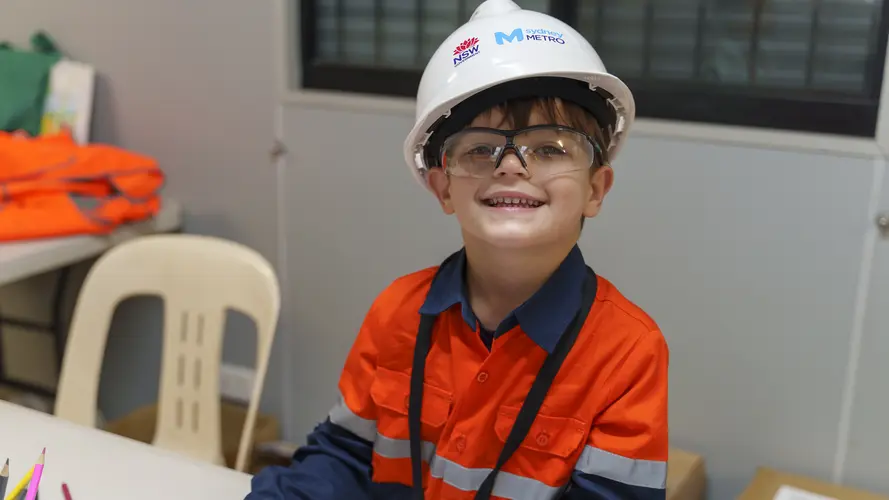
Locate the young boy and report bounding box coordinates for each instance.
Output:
[248,0,668,499]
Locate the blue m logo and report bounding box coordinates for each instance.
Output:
[494,28,523,45]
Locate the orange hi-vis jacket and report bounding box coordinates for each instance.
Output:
[0,131,163,241]
[248,246,669,500]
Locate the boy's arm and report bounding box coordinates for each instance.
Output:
[565,330,669,500]
[247,419,373,500]
[247,300,384,500]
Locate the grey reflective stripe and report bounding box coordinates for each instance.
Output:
[373,434,436,463]
[327,398,438,463]
[430,454,563,500]
[328,396,377,442]
[574,445,667,489]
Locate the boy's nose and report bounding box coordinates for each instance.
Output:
[494,151,529,178]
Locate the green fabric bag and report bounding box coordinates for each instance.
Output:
[0,31,62,136]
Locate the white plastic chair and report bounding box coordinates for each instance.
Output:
[54,234,280,472]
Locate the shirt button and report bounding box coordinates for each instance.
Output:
[536,432,550,447]
[454,435,467,453]
[476,371,489,383]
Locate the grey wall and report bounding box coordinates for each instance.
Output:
[0,0,282,420]
[843,163,889,495]
[281,103,889,499]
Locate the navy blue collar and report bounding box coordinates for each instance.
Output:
[418,245,588,353]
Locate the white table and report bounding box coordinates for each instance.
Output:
[0,401,252,499]
[0,200,182,287]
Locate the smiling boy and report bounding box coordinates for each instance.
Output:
[248,1,668,499]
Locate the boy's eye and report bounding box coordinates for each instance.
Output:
[532,145,568,157]
[466,145,497,156]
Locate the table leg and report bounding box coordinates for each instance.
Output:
[51,267,71,369]
[0,266,72,399]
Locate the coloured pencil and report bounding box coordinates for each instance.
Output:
[23,449,43,500]
[61,483,71,500]
[5,467,31,500]
[0,459,8,499]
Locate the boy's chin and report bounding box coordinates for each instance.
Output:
[476,227,550,249]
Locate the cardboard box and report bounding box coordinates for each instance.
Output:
[739,467,889,500]
[668,448,706,500]
[105,401,279,473]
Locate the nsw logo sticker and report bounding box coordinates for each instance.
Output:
[453,37,480,67]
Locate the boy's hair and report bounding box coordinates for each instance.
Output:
[474,96,613,167]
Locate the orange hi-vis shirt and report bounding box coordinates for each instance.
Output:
[248,245,669,500]
[0,131,163,241]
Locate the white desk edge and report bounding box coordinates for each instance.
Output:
[0,400,252,499]
[0,200,183,287]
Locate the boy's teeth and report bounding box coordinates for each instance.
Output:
[487,197,542,207]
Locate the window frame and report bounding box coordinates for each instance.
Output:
[298,0,889,138]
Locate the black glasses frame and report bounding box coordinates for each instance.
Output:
[439,124,604,173]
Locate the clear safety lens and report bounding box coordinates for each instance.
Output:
[441,126,598,179]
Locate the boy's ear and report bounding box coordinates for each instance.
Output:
[427,168,455,215]
[583,165,614,218]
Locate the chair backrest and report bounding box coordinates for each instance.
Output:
[55,234,280,471]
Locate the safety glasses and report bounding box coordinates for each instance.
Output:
[440,125,602,179]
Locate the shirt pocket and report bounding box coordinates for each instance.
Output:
[370,366,452,460]
[494,405,588,484]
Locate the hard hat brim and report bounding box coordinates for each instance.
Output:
[404,71,635,191]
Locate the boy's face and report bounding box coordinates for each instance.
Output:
[427,101,614,250]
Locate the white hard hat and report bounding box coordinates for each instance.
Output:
[403,0,635,190]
